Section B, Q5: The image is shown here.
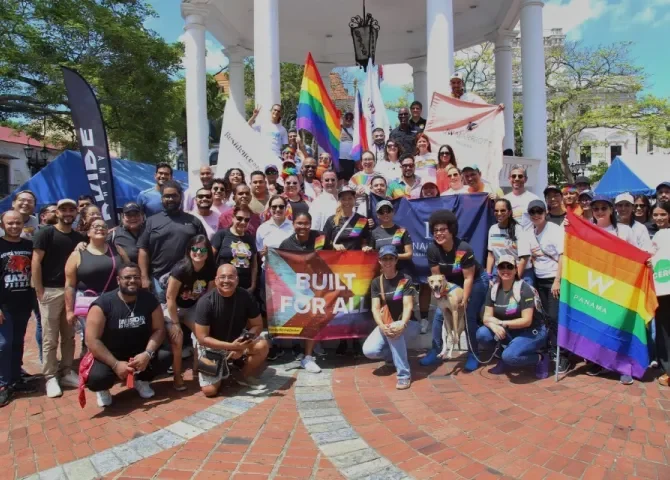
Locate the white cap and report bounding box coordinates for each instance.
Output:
[614,193,634,205]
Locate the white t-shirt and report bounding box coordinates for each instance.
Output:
[504,190,539,231]
[528,221,564,279]
[309,192,338,231]
[488,224,531,266]
[602,223,636,246]
[630,220,653,253]
[255,219,294,269]
[376,160,402,183]
[253,122,288,159]
[339,127,354,160]
[442,186,469,196]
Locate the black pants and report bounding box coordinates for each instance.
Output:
[336,159,356,182]
[656,295,670,373]
[86,349,172,392]
[536,277,559,348]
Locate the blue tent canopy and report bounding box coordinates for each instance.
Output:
[0,151,187,212]
[593,156,655,198]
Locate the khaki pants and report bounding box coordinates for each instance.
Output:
[39,288,75,380]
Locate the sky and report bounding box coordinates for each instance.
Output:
[146,0,670,105]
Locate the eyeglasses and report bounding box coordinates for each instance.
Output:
[196,194,212,199]
[90,225,108,231]
[529,209,545,215]
[439,152,450,156]
[498,263,515,271]
[447,173,459,178]
[271,205,286,211]
[191,246,208,254]
[285,181,298,186]
[378,208,393,215]
[634,204,647,209]
[510,174,525,180]
[266,170,278,175]
[120,275,141,281]
[592,206,609,212]
[401,164,414,169]
[433,227,449,234]
[386,144,397,149]
[303,165,316,170]
[212,187,225,192]
[235,216,250,223]
[216,275,237,281]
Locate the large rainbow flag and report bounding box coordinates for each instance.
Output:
[558,212,658,379]
[296,53,341,163]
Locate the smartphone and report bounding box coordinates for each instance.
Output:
[239,330,255,342]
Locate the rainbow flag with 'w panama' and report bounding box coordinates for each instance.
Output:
[296,53,341,163]
[558,212,658,379]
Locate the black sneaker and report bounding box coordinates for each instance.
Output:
[0,387,11,407]
[586,364,605,376]
[335,341,347,356]
[20,369,38,382]
[292,344,303,359]
[352,340,363,358]
[557,356,572,374]
[267,346,284,361]
[11,380,37,394]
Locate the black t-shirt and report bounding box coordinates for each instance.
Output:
[108,225,143,264]
[93,289,158,359]
[323,213,370,251]
[279,231,325,252]
[389,126,416,155]
[427,238,481,287]
[33,226,85,288]
[288,199,310,218]
[169,260,216,308]
[484,282,536,327]
[370,225,412,272]
[211,229,257,289]
[370,273,415,322]
[0,238,33,307]
[137,211,205,279]
[195,288,260,342]
[547,212,566,226]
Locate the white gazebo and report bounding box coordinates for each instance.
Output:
[181,0,548,190]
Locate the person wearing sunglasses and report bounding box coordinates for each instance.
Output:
[439,165,468,195]
[487,199,531,284]
[183,166,214,213]
[309,171,339,231]
[477,255,549,379]
[437,144,457,171]
[301,157,322,199]
[164,235,216,391]
[614,193,653,253]
[264,165,284,196]
[212,206,258,294]
[375,140,404,182]
[544,185,566,226]
[387,154,423,200]
[210,178,230,217]
[191,188,220,240]
[526,200,566,373]
[282,174,311,218]
[218,184,262,238]
[633,195,654,236]
[503,166,539,230]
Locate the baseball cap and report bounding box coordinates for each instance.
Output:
[282,146,295,154]
[657,181,670,191]
[527,199,547,212]
[375,200,394,212]
[379,245,398,258]
[338,185,356,197]
[123,202,141,214]
[614,193,634,205]
[543,185,562,196]
[265,165,279,174]
[57,198,76,209]
[450,72,463,81]
[591,194,613,206]
[497,254,517,267]
[575,175,591,185]
[578,190,594,200]
[461,163,480,172]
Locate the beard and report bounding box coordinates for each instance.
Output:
[119,285,137,296]
[164,202,180,214]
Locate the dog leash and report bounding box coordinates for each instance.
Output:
[461,308,501,365]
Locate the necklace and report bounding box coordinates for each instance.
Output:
[119,293,137,317]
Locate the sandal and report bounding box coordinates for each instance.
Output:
[174,376,187,392]
[658,374,669,387]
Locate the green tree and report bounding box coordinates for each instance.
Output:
[0,0,183,163]
[385,84,413,114]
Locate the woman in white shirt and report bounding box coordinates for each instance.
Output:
[486,199,531,284]
[614,193,652,252]
[376,141,403,183]
[414,133,437,180]
[440,166,469,196]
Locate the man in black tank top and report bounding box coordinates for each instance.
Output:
[84,263,171,407]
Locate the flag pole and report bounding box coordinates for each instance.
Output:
[555,344,560,382]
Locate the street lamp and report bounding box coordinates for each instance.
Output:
[569,162,586,179]
[24,144,50,175]
[349,0,380,71]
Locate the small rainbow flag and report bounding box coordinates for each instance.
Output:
[558,212,658,379]
[314,234,325,250]
[393,278,409,300]
[349,217,368,238]
[392,228,405,245]
[296,53,341,163]
[349,172,375,187]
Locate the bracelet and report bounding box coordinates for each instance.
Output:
[112,361,118,370]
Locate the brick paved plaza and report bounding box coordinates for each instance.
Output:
[3,321,670,480]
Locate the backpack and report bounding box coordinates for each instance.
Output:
[490,279,549,328]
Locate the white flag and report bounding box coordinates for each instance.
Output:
[362,59,390,144]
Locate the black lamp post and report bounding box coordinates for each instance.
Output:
[570,162,586,180]
[349,0,380,71]
[24,144,50,175]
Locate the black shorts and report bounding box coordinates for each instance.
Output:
[337,159,356,182]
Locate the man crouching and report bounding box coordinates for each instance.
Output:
[193,264,269,397]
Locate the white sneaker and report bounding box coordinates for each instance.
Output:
[134,380,155,399]
[96,390,112,407]
[420,318,429,334]
[181,345,193,359]
[300,355,322,373]
[46,378,62,398]
[234,376,267,390]
[60,371,80,388]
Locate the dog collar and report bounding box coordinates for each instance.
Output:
[446,283,459,294]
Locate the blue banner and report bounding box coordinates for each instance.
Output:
[370,193,494,281]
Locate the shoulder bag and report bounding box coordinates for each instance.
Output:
[378,277,395,326]
[74,247,117,317]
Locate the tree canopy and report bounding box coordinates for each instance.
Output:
[0,0,183,163]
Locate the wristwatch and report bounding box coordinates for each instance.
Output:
[144,349,155,360]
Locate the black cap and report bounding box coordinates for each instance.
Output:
[657,181,670,191]
[527,199,547,213]
[543,185,561,196]
[575,175,590,185]
[338,185,356,197]
[123,202,141,214]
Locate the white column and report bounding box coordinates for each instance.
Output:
[183,13,209,175]
[409,57,428,110]
[426,0,454,104]
[521,0,548,194]
[254,0,280,115]
[224,47,247,116]
[494,33,515,152]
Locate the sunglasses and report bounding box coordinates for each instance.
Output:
[447,173,459,178]
[271,205,286,211]
[498,263,515,271]
[386,144,397,149]
[266,170,278,175]
[634,204,647,209]
[378,208,393,215]
[303,165,316,169]
[196,194,212,199]
[401,164,414,169]
[510,174,525,180]
[212,186,225,192]
[235,216,250,223]
[529,209,545,215]
[191,246,208,254]
[439,151,450,156]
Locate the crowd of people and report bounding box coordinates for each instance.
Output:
[0,75,668,406]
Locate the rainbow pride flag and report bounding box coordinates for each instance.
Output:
[558,212,658,379]
[296,53,341,163]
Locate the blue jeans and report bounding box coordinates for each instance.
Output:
[152,276,167,304]
[476,324,548,367]
[0,306,32,387]
[431,277,488,354]
[363,321,420,380]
